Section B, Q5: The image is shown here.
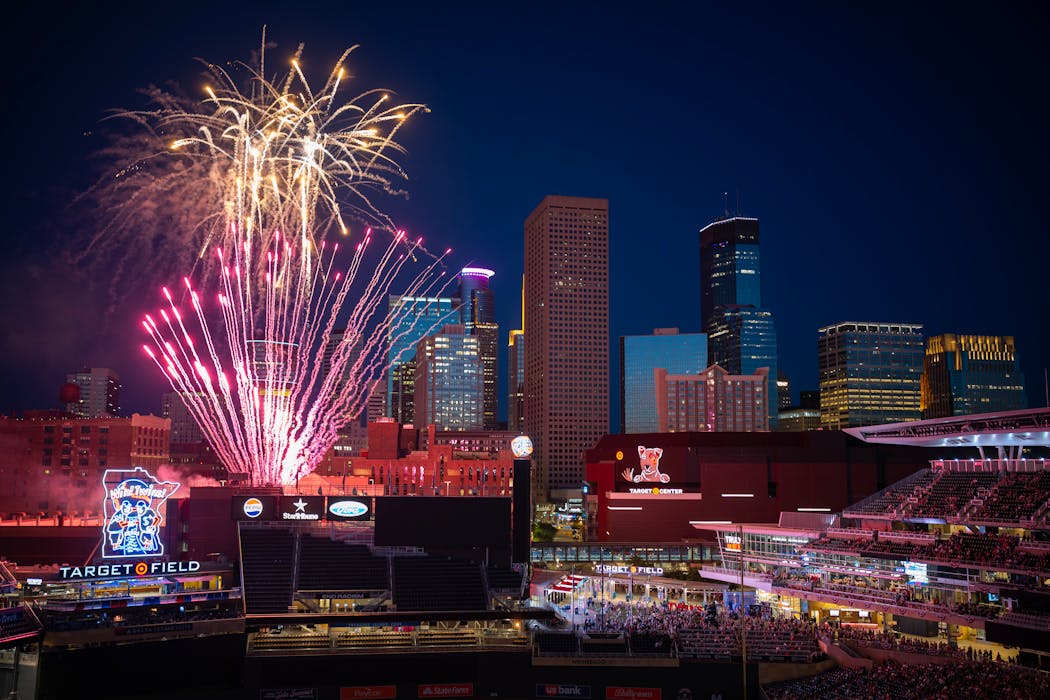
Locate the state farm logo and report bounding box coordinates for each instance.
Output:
[243,497,264,518]
[329,500,369,518]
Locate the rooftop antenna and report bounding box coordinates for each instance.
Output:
[723,192,729,218]
[736,189,741,216]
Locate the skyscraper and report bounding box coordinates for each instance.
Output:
[699,216,779,426]
[386,295,457,424]
[524,195,609,502]
[457,268,499,429]
[508,329,525,432]
[620,328,707,434]
[414,325,483,431]
[818,322,925,428]
[64,367,120,418]
[921,334,1027,418]
[161,391,204,445]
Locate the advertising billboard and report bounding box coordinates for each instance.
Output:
[231,495,279,521]
[615,444,700,494]
[278,496,324,522]
[102,467,180,559]
[326,497,374,521]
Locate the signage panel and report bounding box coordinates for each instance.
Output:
[327,497,373,521]
[537,684,592,698]
[260,690,317,700]
[615,444,699,493]
[102,467,180,559]
[341,687,397,700]
[417,683,472,698]
[232,495,278,521]
[605,689,661,700]
[279,496,324,521]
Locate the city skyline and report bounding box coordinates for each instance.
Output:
[2,3,1048,427]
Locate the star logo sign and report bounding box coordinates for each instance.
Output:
[293,498,308,513]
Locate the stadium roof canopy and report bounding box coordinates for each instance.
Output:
[843,407,1050,449]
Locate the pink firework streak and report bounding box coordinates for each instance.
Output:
[143,229,451,486]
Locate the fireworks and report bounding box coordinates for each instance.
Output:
[79,32,429,293]
[135,35,449,485]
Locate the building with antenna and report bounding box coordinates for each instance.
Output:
[699,215,779,427]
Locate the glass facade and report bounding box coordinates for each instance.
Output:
[699,217,779,428]
[707,306,778,426]
[386,295,456,421]
[508,330,525,431]
[699,218,762,329]
[921,334,1027,418]
[414,325,483,431]
[457,269,499,429]
[620,329,707,433]
[818,322,925,428]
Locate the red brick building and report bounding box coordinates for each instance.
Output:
[0,412,170,515]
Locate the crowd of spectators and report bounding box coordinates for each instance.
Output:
[802,530,1050,576]
[970,471,1050,523]
[565,598,825,662]
[835,626,967,660]
[764,660,1050,700]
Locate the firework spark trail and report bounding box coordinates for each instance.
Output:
[79,32,431,302]
[144,232,451,485]
[133,36,450,485]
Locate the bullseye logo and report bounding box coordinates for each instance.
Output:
[243,498,264,518]
[134,562,148,576]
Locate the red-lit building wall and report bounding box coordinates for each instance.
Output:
[0,413,170,515]
[311,421,518,498]
[585,430,959,542]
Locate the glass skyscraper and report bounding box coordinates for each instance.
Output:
[699,216,779,427]
[457,268,499,429]
[921,334,1027,418]
[386,295,457,424]
[818,322,925,428]
[414,325,483,431]
[620,328,707,433]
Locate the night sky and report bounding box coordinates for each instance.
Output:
[2,1,1048,426]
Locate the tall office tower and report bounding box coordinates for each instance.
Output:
[507,277,526,432]
[524,195,609,502]
[414,325,483,431]
[366,378,387,425]
[322,328,361,386]
[508,330,525,431]
[64,367,120,418]
[161,391,204,444]
[699,216,779,426]
[386,295,457,424]
[655,365,770,432]
[777,372,792,411]
[620,328,707,434]
[921,334,1027,419]
[818,322,925,428]
[457,268,499,429]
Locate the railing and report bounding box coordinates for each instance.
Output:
[247,626,530,653]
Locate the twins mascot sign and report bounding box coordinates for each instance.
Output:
[102,467,180,559]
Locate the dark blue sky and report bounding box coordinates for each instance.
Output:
[2,1,1048,425]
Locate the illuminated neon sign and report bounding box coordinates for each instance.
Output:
[102,467,180,559]
[621,446,670,484]
[60,560,201,580]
